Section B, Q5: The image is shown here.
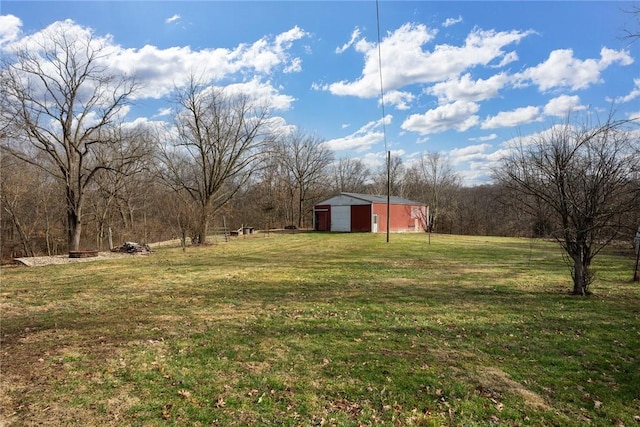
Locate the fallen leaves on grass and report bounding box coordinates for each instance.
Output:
[331,398,362,417]
[177,389,191,399]
[161,403,172,420]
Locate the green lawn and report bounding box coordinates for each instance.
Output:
[1,232,638,426]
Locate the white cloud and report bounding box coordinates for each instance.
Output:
[323,131,383,152]
[599,47,634,67]
[336,27,361,54]
[0,14,22,45]
[361,151,388,170]
[457,168,490,186]
[482,106,541,129]
[106,26,307,98]
[543,94,585,117]
[165,14,180,24]
[607,78,640,104]
[216,78,295,110]
[514,47,634,92]
[0,20,126,110]
[2,19,111,56]
[154,107,172,118]
[426,72,509,103]
[359,149,407,171]
[448,143,492,164]
[122,116,164,131]
[264,116,298,136]
[500,124,567,149]
[284,57,302,73]
[322,115,391,152]
[443,16,463,28]
[2,19,305,122]
[401,101,480,135]
[467,145,517,184]
[324,24,533,103]
[4,19,307,100]
[275,25,307,49]
[494,51,518,68]
[469,133,497,142]
[438,142,504,185]
[382,90,415,110]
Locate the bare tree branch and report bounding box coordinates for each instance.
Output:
[0,26,139,251]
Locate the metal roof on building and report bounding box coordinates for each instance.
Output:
[317,192,424,207]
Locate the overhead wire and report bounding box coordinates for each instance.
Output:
[375,0,388,153]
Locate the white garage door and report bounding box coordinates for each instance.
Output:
[331,205,351,232]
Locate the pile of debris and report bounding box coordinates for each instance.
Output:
[111,241,152,254]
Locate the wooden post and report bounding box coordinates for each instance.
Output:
[223,216,229,242]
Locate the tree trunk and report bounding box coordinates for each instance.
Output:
[193,210,209,245]
[571,251,590,296]
[66,182,83,251]
[298,190,304,229]
[3,206,33,257]
[68,208,82,252]
[572,257,584,295]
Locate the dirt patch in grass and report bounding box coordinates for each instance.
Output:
[474,366,550,411]
[427,344,551,413]
[12,251,136,267]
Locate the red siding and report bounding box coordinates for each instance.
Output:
[350,204,371,232]
[372,203,426,233]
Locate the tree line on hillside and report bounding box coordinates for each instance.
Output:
[1,24,639,296]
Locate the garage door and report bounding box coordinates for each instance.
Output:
[331,205,351,232]
[351,205,371,232]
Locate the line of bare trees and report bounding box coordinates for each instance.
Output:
[1,24,639,298]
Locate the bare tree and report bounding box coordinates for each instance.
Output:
[411,151,461,232]
[331,157,371,193]
[371,155,407,197]
[496,115,640,295]
[157,79,272,244]
[85,128,155,249]
[1,155,35,257]
[232,156,292,229]
[273,130,334,228]
[0,25,138,251]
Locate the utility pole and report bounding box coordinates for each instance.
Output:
[386,150,390,243]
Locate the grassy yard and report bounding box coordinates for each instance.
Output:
[1,232,639,426]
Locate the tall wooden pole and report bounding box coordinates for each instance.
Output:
[386,150,390,243]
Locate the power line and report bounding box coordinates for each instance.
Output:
[375,0,388,153]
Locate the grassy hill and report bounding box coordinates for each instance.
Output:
[1,232,638,426]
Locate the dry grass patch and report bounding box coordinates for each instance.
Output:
[473,366,550,411]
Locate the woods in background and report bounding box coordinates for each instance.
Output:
[1,24,638,263]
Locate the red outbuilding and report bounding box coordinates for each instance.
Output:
[313,192,428,233]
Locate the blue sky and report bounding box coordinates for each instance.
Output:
[1,1,638,185]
